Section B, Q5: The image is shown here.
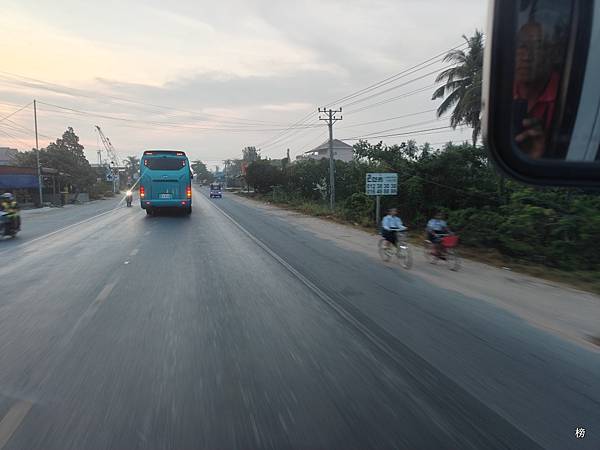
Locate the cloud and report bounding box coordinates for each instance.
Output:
[0,0,483,161]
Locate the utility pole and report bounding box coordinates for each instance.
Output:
[33,100,43,206]
[318,107,342,210]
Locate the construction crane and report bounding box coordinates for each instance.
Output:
[95,125,121,193]
[95,125,120,167]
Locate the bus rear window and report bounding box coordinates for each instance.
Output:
[144,158,185,170]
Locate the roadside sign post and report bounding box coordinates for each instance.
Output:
[366,173,398,226]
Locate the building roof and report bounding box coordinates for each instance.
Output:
[0,147,18,164]
[305,139,353,154]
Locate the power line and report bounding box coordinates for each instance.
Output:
[344,84,435,115]
[324,42,466,107]
[344,118,447,139]
[0,102,32,123]
[0,125,31,148]
[257,43,467,154]
[338,108,437,129]
[0,117,54,140]
[341,65,450,109]
[0,71,293,127]
[35,101,322,133]
[295,130,330,156]
[257,110,321,149]
[341,125,454,141]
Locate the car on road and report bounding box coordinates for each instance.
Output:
[139,150,193,215]
[209,183,223,198]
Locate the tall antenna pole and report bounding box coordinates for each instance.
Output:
[33,100,43,205]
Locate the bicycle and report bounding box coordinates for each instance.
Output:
[423,234,460,271]
[378,230,413,269]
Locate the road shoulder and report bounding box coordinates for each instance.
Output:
[229,192,600,352]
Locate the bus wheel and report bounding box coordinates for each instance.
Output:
[146,208,153,216]
[186,206,192,215]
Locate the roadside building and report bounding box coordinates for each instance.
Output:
[295,139,354,162]
[0,147,18,165]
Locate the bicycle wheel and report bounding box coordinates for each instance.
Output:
[423,241,437,264]
[446,249,461,271]
[378,239,393,262]
[398,244,413,269]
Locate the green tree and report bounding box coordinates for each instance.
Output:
[242,146,260,162]
[245,160,283,193]
[191,160,214,183]
[432,30,484,145]
[123,155,140,183]
[16,127,95,192]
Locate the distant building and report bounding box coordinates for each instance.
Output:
[296,139,354,162]
[0,147,18,165]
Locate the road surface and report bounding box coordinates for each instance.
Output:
[0,187,598,449]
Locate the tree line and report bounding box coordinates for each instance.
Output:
[239,30,599,272]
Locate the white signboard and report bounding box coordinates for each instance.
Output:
[366,173,397,196]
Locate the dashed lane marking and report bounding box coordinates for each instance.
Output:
[0,400,33,449]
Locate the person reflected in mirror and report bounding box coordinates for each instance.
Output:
[513,21,560,159]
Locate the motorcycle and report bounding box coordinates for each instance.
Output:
[0,210,19,238]
[125,190,133,207]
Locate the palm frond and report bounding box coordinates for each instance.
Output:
[432,29,485,139]
[436,88,463,118]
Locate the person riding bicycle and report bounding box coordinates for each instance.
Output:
[426,212,450,256]
[381,208,406,246]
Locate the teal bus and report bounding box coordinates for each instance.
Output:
[139,150,193,215]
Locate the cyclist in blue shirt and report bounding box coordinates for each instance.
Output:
[381,208,406,246]
[426,212,450,255]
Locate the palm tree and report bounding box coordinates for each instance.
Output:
[432,30,484,146]
[123,155,140,183]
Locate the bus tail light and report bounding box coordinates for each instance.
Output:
[186,186,192,198]
[140,186,145,198]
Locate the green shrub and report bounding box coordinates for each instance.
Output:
[343,192,374,222]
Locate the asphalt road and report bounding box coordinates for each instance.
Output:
[0,187,598,449]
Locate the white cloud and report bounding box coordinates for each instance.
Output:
[0,0,485,161]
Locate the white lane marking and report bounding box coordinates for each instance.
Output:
[94,282,117,305]
[208,200,413,367]
[0,206,120,256]
[124,261,130,265]
[130,248,139,256]
[58,281,118,348]
[144,231,151,236]
[0,400,32,449]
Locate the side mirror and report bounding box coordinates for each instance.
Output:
[483,0,600,186]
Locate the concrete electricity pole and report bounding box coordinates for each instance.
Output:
[33,99,43,206]
[318,107,342,210]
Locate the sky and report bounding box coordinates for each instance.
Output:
[0,0,487,168]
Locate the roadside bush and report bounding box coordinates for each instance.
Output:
[244,140,600,272]
[343,192,374,222]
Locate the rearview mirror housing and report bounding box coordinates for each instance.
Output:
[483,0,600,186]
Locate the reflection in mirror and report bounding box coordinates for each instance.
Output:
[512,0,572,160]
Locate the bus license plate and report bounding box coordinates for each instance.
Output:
[159,193,172,199]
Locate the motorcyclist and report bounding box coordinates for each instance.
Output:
[1,192,20,233]
[125,187,133,206]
